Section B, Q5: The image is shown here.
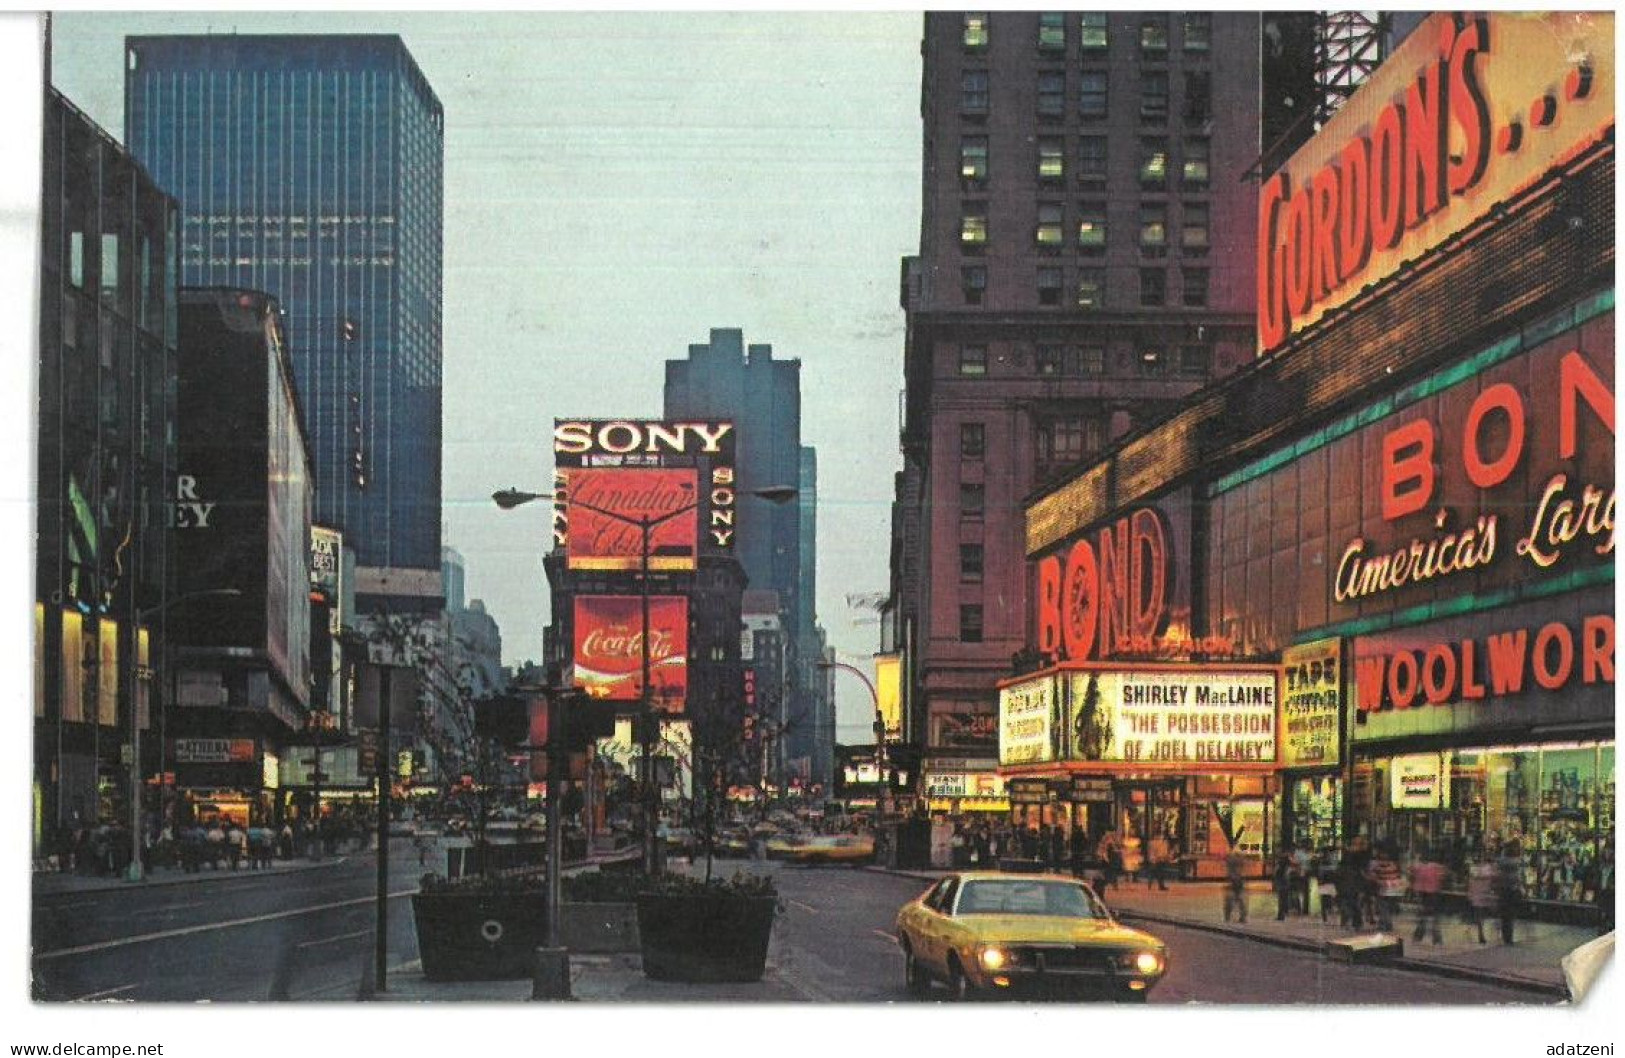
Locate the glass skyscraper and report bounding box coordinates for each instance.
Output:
[124,34,443,574]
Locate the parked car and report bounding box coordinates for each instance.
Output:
[895,872,1167,1002]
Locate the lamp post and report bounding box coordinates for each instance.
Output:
[131,587,243,882]
[495,481,798,875]
[818,658,889,812]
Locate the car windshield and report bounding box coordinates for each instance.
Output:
[954,879,1109,919]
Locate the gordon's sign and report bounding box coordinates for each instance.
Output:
[1258,12,1614,351]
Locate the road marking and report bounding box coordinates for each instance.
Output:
[69,983,138,1001]
[132,900,205,915]
[872,929,898,943]
[35,889,417,961]
[298,928,373,950]
[788,899,819,915]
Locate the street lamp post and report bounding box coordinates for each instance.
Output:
[495,482,798,875]
[131,587,243,882]
[818,658,889,811]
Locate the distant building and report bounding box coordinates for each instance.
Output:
[125,34,446,608]
[34,87,179,844]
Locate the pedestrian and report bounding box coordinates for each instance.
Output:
[224,822,245,870]
[1365,842,1403,931]
[1409,845,1446,944]
[1493,840,1526,945]
[1097,832,1121,891]
[1146,832,1170,890]
[1316,853,1338,923]
[1292,844,1313,915]
[1339,837,1371,928]
[972,826,991,868]
[1273,848,1294,921]
[205,820,226,869]
[1465,854,1496,944]
[1224,844,1249,923]
[278,821,294,860]
[1049,825,1066,872]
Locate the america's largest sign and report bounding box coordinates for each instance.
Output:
[1257,12,1613,352]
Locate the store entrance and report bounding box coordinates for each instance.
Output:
[1116,780,1183,880]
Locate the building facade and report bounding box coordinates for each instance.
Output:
[168,286,314,828]
[1009,12,1614,898]
[893,12,1268,809]
[35,87,179,847]
[124,34,445,588]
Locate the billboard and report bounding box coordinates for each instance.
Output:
[1281,639,1342,769]
[1257,12,1614,351]
[998,674,1058,766]
[563,467,699,571]
[573,595,688,708]
[553,419,738,554]
[874,653,902,739]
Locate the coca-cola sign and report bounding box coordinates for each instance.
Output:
[573,595,688,709]
[563,467,699,571]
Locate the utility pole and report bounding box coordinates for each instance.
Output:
[375,663,392,993]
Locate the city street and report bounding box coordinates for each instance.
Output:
[31,852,1559,1004]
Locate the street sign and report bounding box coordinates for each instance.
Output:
[357,730,379,773]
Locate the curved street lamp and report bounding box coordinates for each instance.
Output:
[817,657,896,813]
[494,481,798,875]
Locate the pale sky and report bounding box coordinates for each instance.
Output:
[47,10,921,741]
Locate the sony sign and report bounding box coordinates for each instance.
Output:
[553,420,734,457]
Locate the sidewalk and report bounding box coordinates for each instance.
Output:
[865,865,1594,998]
[33,853,349,895]
[370,953,812,1003]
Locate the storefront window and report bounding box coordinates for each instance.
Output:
[1361,742,1614,901]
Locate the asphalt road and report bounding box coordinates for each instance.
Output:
[31,852,1558,1004]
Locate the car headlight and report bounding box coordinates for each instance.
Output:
[1131,950,1164,975]
[978,945,1010,970]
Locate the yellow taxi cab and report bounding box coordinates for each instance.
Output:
[895,871,1167,1001]
[782,833,876,865]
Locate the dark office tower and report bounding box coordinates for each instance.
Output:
[35,87,179,848]
[892,13,1270,775]
[124,34,445,604]
[664,328,810,714]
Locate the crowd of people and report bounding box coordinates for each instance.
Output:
[41,806,377,877]
[943,820,1181,890]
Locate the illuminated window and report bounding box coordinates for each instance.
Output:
[1078,136,1107,182]
[959,343,988,376]
[1037,72,1066,119]
[963,12,989,50]
[1138,347,1165,375]
[1183,268,1209,307]
[1140,268,1166,306]
[1139,138,1169,188]
[1076,269,1104,309]
[961,203,988,248]
[1182,138,1211,188]
[1140,203,1168,250]
[1037,138,1065,182]
[961,136,989,184]
[961,265,987,304]
[1077,203,1107,251]
[960,422,986,458]
[960,605,984,643]
[1039,417,1096,465]
[960,543,985,581]
[1036,203,1064,248]
[1182,203,1210,253]
[1140,14,1169,56]
[1038,12,1066,52]
[1141,72,1169,121]
[1081,345,1105,375]
[1080,13,1109,51]
[1183,13,1211,52]
[1037,266,1063,305]
[1080,71,1108,119]
[962,70,990,114]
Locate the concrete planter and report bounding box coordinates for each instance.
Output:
[558,901,640,953]
[411,890,547,981]
[636,893,776,982]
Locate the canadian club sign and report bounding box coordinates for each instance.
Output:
[553,419,738,554]
[573,595,689,709]
[1257,12,1614,351]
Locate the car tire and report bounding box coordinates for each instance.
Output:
[903,946,932,998]
[947,956,976,1002]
